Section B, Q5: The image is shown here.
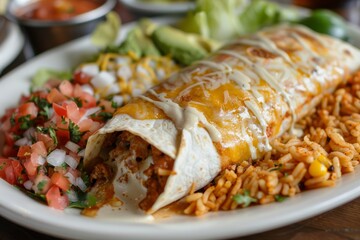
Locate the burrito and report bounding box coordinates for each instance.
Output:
[84,24,360,214]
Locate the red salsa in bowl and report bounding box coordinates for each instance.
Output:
[16,0,105,21]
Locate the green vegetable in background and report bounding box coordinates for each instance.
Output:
[178,0,299,42]
[298,10,348,41]
[91,12,121,47]
[31,69,72,90]
[178,0,242,41]
[238,0,299,34]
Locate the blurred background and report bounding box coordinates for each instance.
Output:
[0,0,359,77]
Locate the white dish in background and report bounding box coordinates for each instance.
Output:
[1,17,360,240]
[0,21,24,74]
[120,0,194,14]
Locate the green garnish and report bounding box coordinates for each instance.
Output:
[274,194,287,202]
[72,97,83,108]
[98,112,113,121]
[31,69,72,90]
[69,120,83,143]
[37,180,47,192]
[68,192,97,209]
[18,115,34,130]
[233,190,257,207]
[111,101,118,109]
[30,96,52,119]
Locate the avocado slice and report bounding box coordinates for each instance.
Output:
[118,27,160,58]
[151,26,208,65]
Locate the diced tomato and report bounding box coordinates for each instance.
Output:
[36,132,55,151]
[2,145,17,158]
[78,118,93,132]
[74,71,91,84]
[53,103,67,117]
[23,159,37,177]
[98,100,114,113]
[17,102,38,120]
[17,145,32,158]
[47,89,67,104]
[55,115,69,129]
[5,133,16,146]
[73,84,96,108]
[46,186,69,210]
[31,141,47,157]
[11,160,27,185]
[56,129,70,144]
[66,101,83,123]
[59,81,74,97]
[33,174,52,194]
[51,172,70,191]
[0,158,15,185]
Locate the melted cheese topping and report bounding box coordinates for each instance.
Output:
[115,25,354,166]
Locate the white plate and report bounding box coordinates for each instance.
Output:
[0,20,24,74]
[119,0,194,14]
[1,17,360,240]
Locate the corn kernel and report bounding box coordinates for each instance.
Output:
[309,160,328,177]
[316,155,331,168]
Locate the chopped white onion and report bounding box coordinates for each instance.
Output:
[24,127,36,140]
[65,141,80,153]
[77,149,85,157]
[115,56,131,65]
[66,189,78,202]
[64,172,76,185]
[117,65,132,82]
[81,64,99,77]
[15,138,31,147]
[84,107,101,117]
[46,149,66,166]
[106,83,120,95]
[91,71,116,88]
[76,177,87,192]
[37,155,46,165]
[81,84,95,96]
[112,95,124,107]
[65,155,78,169]
[23,180,33,190]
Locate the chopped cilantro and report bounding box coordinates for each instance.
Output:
[36,126,58,147]
[111,101,118,109]
[48,127,58,146]
[98,112,113,121]
[10,113,16,126]
[18,115,34,130]
[30,96,52,119]
[274,195,287,202]
[233,190,257,207]
[72,97,83,108]
[68,192,97,209]
[69,120,83,143]
[37,180,47,192]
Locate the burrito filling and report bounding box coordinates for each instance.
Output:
[90,131,175,211]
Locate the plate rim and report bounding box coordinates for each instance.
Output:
[1,16,360,240]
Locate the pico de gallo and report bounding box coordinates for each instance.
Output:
[0,72,120,210]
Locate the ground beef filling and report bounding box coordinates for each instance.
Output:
[108,131,175,211]
[139,146,174,211]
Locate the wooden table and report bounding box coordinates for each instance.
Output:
[1,1,360,240]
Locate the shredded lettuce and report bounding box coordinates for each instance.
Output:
[178,0,300,41]
[178,0,243,41]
